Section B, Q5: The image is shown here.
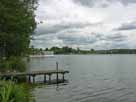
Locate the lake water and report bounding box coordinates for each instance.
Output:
[28,55,136,102]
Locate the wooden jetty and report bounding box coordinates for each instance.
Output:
[0,70,69,84]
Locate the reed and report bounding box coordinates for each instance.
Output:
[0,81,34,102]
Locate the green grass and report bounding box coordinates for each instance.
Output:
[0,81,34,102]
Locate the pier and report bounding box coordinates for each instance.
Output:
[0,70,69,84]
[0,62,69,84]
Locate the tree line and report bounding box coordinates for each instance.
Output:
[29,46,136,55]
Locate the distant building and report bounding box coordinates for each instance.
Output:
[42,51,54,55]
[30,51,54,57]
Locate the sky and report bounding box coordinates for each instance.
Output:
[31,0,136,50]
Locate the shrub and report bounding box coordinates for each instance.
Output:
[8,56,26,72]
[0,56,26,72]
[0,81,33,102]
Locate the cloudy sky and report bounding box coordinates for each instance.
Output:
[31,0,136,50]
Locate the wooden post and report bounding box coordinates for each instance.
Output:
[56,62,59,84]
[44,74,46,83]
[28,75,31,83]
[49,74,51,84]
[32,75,35,83]
[62,73,65,82]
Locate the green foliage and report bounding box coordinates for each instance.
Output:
[0,81,33,102]
[0,0,37,58]
[0,56,26,72]
[8,57,26,72]
[49,46,91,54]
[0,0,37,101]
[30,46,136,54]
[28,46,45,55]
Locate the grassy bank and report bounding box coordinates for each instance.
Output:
[0,81,34,102]
[0,56,35,102]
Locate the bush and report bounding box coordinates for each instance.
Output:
[8,56,26,72]
[0,81,33,102]
[0,56,26,72]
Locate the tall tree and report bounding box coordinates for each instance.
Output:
[0,0,37,58]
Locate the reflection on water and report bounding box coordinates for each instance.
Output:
[29,55,136,102]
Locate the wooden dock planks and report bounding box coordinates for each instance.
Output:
[0,70,70,84]
[0,70,69,76]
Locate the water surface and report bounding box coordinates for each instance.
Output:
[28,55,136,102]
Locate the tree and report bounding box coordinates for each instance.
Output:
[0,0,38,58]
[77,47,80,53]
[45,48,49,51]
[90,48,95,52]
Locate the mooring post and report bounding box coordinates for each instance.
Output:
[62,73,65,82]
[44,74,46,83]
[28,75,31,83]
[56,62,59,84]
[49,74,51,84]
[32,75,35,84]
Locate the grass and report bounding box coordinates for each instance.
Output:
[0,81,35,102]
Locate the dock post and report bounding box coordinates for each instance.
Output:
[28,75,31,83]
[49,74,51,84]
[44,74,46,83]
[56,62,59,84]
[32,75,35,83]
[62,73,65,82]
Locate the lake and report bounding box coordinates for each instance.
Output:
[28,55,136,102]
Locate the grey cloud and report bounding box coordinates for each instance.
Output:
[109,42,129,49]
[120,0,136,4]
[32,31,129,49]
[109,0,136,6]
[34,25,64,35]
[96,33,128,49]
[33,35,54,41]
[58,34,97,45]
[34,22,100,35]
[31,35,64,48]
[57,32,127,46]
[74,0,136,8]
[105,33,127,42]
[115,22,136,31]
[74,0,95,7]
[74,0,109,8]
[32,0,135,49]
[97,33,127,41]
